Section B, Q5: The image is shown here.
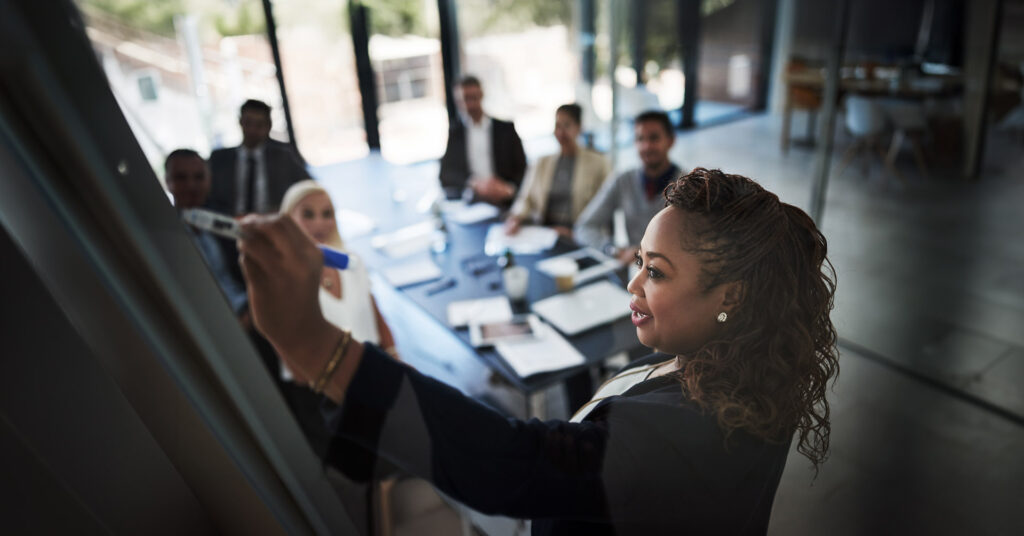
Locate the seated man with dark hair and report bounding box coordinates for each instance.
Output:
[439,75,527,206]
[207,99,309,216]
[164,149,248,316]
[575,110,685,265]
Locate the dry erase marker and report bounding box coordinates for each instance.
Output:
[181,208,350,270]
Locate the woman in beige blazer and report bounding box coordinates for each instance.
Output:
[506,104,611,238]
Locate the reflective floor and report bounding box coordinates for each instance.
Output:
[315,113,1024,534]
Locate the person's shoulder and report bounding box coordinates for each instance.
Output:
[209,147,234,159]
[491,116,514,128]
[536,153,558,166]
[608,167,636,185]
[264,142,294,157]
[578,148,609,164]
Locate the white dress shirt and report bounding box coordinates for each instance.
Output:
[465,115,493,179]
[234,144,268,214]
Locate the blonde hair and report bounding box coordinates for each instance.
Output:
[279,180,344,249]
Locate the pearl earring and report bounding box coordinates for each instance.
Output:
[717,312,728,323]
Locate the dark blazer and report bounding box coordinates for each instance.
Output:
[324,347,792,536]
[206,142,309,215]
[439,117,527,199]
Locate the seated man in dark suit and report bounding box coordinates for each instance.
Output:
[164,149,248,317]
[439,75,527,206]
[206,99,309,216]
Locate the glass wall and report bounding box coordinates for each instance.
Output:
[76,0,286,175]
[271,0,368,166]
[456,0,579,156]
[369,1,450,164]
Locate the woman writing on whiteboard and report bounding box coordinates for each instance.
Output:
[239,168,839,535]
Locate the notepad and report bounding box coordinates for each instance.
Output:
[495,321,586,378]
[449,203,500,225]
[372,221,437,258]
[447,296,513,327]
[483,224,558,256]
[531,281,632,336]
[381,258,443,288]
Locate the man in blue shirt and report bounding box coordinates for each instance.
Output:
[164,149,248,316]
[575,111,684,264]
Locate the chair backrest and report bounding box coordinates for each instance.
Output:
[845,95,887,137]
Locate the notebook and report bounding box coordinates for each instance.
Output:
[495,321,586,377]
[530,281,632,336]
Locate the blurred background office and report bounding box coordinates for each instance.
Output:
[5,0,1024,533]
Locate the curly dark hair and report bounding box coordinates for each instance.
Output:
[663,167,839,470]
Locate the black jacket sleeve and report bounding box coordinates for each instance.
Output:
[439,124,469,194]
[323,345,789,533]
[492,119,527,188]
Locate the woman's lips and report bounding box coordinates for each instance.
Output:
[630,302,652,327]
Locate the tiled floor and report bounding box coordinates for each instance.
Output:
[315,113,1024,534]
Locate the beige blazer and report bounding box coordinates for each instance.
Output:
[511,148,611,224]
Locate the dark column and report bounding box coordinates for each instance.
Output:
[349,0,380,150]
[630,0,646,84]
[437,0,461,123]
[809,0,850,224]
[261,0,299,151]
[755,0,780,111]
[579,0,597,147]
[961,0,1002,180]
[676,0,701,128]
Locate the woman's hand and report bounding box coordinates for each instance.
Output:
[504,216,522,235]
[237,214,340,385]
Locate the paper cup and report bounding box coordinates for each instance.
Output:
[549,259,578,292]
[503,266,530,301]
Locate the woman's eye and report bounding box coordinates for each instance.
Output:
[633,252,642,267]
[647,267,662,279]
[302,210,314,219]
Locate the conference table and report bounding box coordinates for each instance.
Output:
[344,206,642,418]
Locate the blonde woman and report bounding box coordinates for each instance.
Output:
[280,180,396,357]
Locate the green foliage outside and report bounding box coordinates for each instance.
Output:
[457,0,571,38]
[79,0,186,36]
[77,0,266,39]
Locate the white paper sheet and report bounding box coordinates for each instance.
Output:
[495,321,586,378]
[446,296,513,327]
[449,203,500,225]
[484,224,558,256]
[371,221,437,258]
[381,258,443,288]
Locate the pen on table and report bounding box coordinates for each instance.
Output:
[426,277,457,295]
[181,208,350,270]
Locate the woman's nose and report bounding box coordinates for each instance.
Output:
[626,268,644,297]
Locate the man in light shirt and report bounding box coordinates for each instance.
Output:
[439,76,527,206]
[206,99,309,216]
[575,110,684,264]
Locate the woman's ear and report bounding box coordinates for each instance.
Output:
[720,280,745,312]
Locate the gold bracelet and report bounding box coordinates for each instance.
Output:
[312,330,352,394]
